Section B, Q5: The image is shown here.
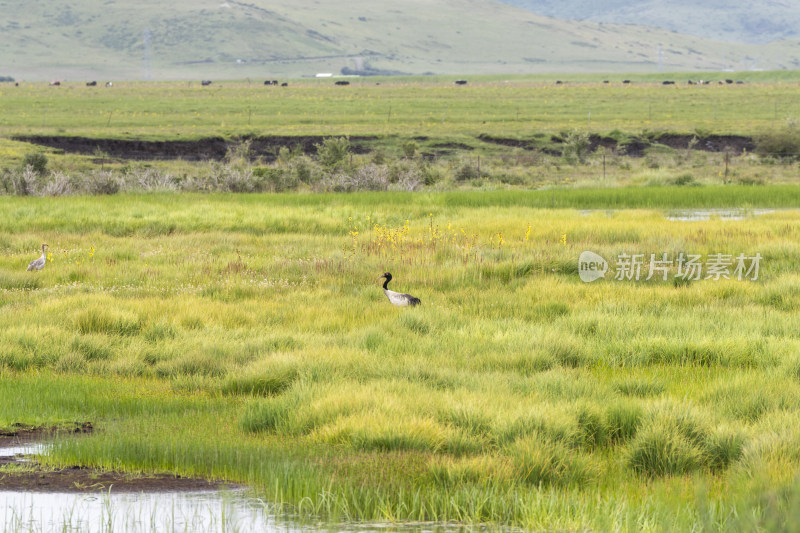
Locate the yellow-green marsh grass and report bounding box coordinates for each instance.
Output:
[2,191,800,530]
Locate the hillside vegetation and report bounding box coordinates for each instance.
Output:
[501,0,800,45]
[3,0,800,80]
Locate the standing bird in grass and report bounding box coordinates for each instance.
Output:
[378,272,421,307]
[27,243,48,271]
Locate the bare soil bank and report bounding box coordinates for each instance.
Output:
[0,424,237,493]
[12,135,377,162]
[13,133,756,161]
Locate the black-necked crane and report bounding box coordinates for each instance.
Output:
[378,272,421,307]
[27,243,47,271]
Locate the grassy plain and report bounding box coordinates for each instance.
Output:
[2,191,800,530]
[4,75,800,195]
[2,74,800,142]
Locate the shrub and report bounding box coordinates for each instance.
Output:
[756,119,800,159]
[402,140,418,158]
[561,130,591,164]
[22,152,48,175]
[455,160,480,181]
[85,170,121,195]
[315,136,351,169]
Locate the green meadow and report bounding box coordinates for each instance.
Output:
[3,73,800,530]
[2,191,800,530]
[2,74,800,142]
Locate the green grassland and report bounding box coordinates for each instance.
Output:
[3,75,800,141]
[2,75,800,530]
[4,75,800,195]
[2,191,800,530]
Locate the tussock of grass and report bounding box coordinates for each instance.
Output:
[75,308,141,336]
[221,358,299,397]
[508,434,599,487]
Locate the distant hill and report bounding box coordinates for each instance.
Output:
[498,0,800,44]
[2,0,800,81]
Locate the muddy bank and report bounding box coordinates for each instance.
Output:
[13,132,756,162]
[0,425,236,493]
[12,135,377,162]
[479,133,756,157]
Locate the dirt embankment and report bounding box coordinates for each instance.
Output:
[13,133,756,161]
[0,424,236,492]
[479,133,756,157]
[12,135,377,162]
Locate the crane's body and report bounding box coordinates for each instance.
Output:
[27,243,47,271]
[379,272,421,307]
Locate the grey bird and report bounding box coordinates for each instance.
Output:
[27,243,48,271]
[378,272,421,307]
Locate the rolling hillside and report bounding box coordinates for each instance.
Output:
[500,0,800,44]
[2,0,800,81]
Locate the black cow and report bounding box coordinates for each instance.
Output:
[454,80,468,85]
[86,81,97,86]
[662,81,675,85]
[201,80,213,86]
[335,80,350,86]
[623,80,631,84]
[281,82,288,87]
[49,81,61,86]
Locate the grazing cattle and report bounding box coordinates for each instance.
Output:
[201,80,212,86]
[662,81,675,85]
[603,80,609,84]
[334,80,350,86]
[735,80,744,84]
[105,82,113,87]
[454,80,467,85]
[264,80,272,85]
[725,79,734,84]
[49,81,61,86]
[623,80,631,84]
[555,80,563,84]
[281,82,288,87]
[86,81,97,86]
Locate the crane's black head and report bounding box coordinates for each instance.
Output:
[378,272,392,288]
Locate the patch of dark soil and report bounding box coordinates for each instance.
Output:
[0,422,92,443]
[477,133,756,158]
[587,135,619,153]
[655,134,755,153]
[430,142,474,150]
[477,134,537,150]
[13,135,378,162]
[0,464,236,493]
[617,138,651,157]
[0,423,237,493]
